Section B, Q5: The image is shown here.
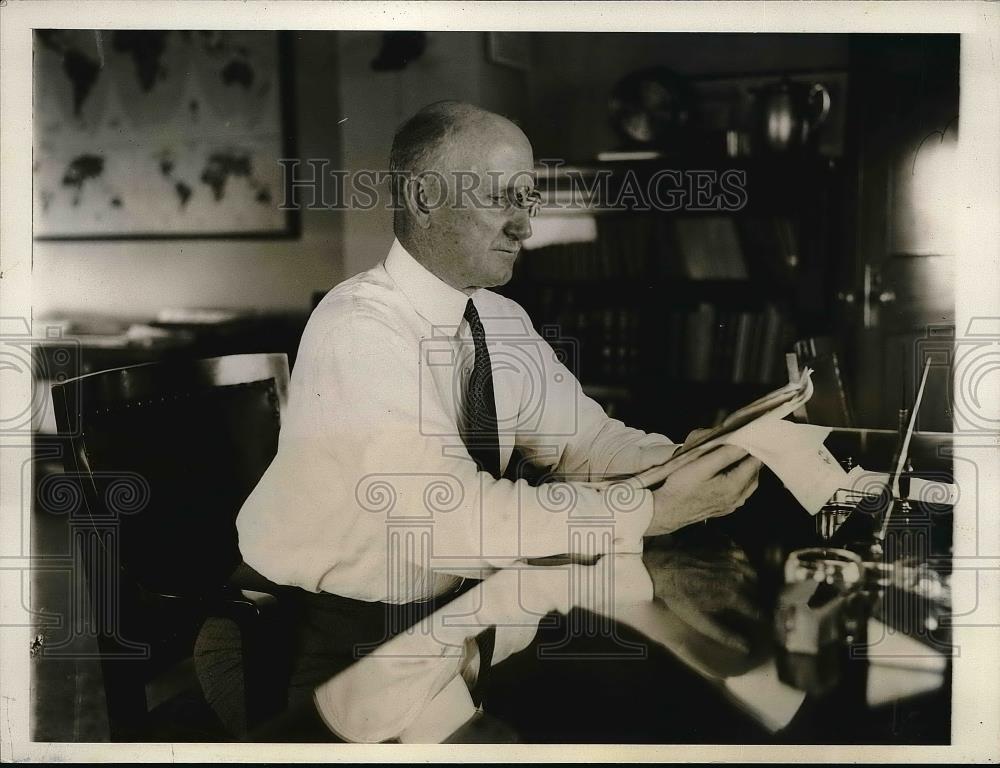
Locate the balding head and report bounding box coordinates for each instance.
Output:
[389,101,536,293]
[390,101,525,193]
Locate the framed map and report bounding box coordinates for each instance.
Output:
[33,30,298,239]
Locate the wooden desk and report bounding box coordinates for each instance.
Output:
[485,428,952,744]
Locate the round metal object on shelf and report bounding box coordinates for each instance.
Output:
[608,67,693,149]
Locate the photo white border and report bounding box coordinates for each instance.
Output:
[2,1,998,762]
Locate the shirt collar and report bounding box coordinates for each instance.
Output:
[384,238,476,336]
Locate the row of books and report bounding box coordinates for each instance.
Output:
[531,296,791,385]
[663,302,792,384]
[547,306,644,382]
[520,214,800,282]
[524,215,652,281]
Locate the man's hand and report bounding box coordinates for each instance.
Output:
[646,445,762,536]
[629,426,733,477]
[682,426,713,448]
[642,539,760,653]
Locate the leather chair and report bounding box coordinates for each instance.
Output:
[50,353,292,741]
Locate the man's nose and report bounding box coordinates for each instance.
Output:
[505,209,532,242]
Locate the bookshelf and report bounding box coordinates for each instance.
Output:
[499,155,844,438]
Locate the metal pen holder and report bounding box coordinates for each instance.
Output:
[816,487,884,541]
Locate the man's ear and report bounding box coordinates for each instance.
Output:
[403,176,432,230]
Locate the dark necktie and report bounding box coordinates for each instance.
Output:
[460,298,498,708]
[461,298,501,480]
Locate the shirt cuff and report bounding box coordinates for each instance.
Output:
[611,487,654,553]
[600,431,678,479]
[398,675,477,743]
[606,553,655,604]
[459,637,480,690]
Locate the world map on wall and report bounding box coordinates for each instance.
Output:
[33,30,291,237]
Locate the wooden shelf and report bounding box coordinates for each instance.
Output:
[535,155,841,216]
[537,155,839,180]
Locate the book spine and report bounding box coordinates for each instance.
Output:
[758,304,782,384]
[732,311,753,384]
[686,303,715,382]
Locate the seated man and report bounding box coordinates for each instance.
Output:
[232,100,762,739]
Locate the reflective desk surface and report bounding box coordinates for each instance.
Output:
[486,429,953,744]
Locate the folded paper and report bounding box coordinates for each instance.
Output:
[585,369,815,492]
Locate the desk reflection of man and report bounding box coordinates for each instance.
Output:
[484,532,766,743]
[234,101,764,740]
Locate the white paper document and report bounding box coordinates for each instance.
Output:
[588,369,956,516]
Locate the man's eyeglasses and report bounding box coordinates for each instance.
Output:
[491,186,542,218]
[512,186,542,218]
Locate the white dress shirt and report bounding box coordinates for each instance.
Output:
[236,239,675,603]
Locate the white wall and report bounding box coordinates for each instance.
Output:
[32,32,344,319]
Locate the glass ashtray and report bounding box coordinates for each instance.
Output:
[785,547,864,591]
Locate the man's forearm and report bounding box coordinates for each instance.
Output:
[560,415,677,482]
[424,471,655,575]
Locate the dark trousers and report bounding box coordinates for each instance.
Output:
[195,570,475,741]
[284,582,475,708]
